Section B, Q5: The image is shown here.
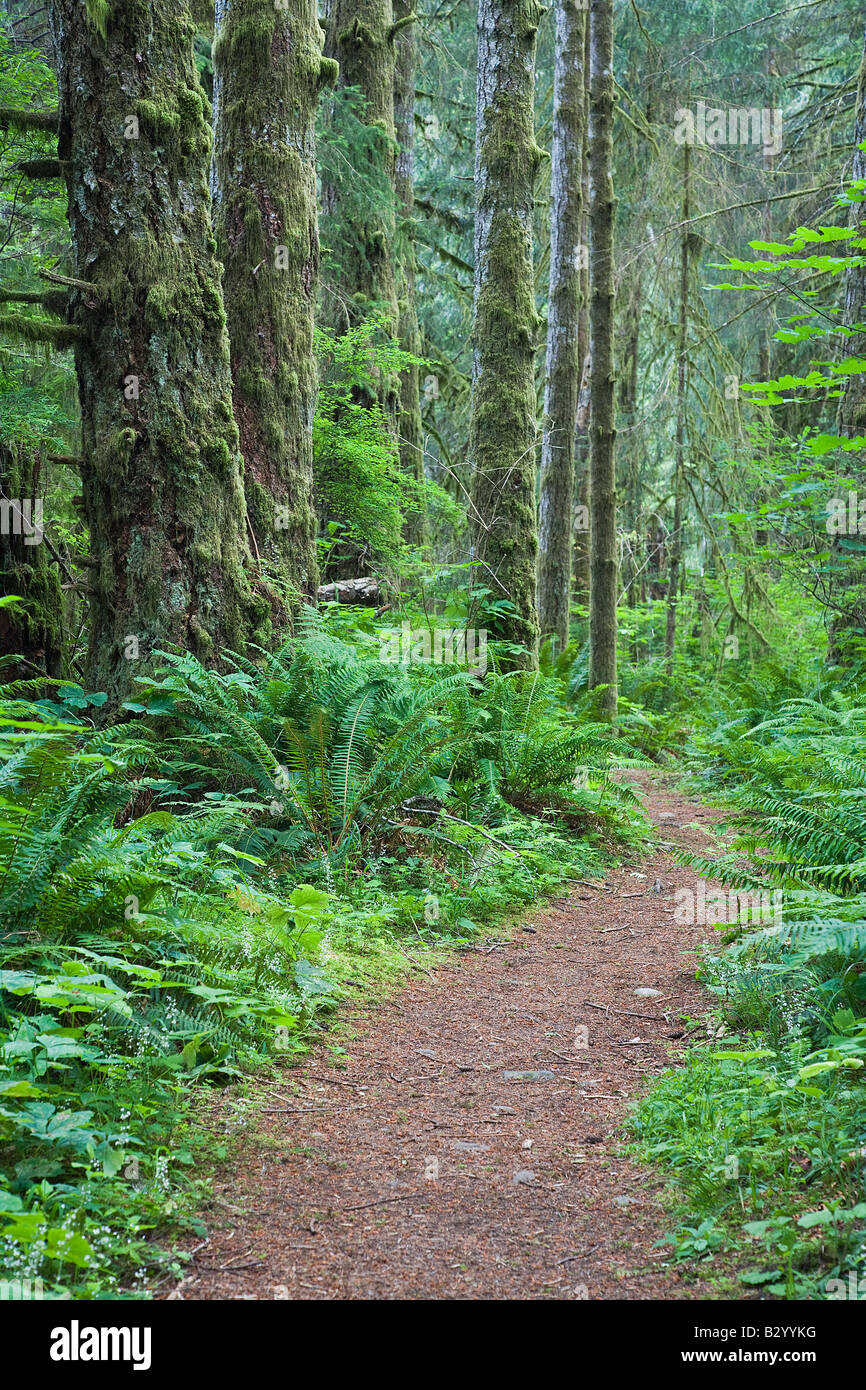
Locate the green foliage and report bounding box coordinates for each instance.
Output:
[0,610,632,1294]
[0,689,332,1296]
[633,684,866,1297]
[446,667,647,828]
[119,608,471,876]
[314,318,421,568]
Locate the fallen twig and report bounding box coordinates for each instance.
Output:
[342,1192,423,1212]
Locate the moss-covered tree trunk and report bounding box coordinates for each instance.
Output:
[211,0,330,611]
[573,19,591,607]
[587,0,617,716]
[537,0,586,651]
[393,0,424,520]
[50,0,256,702]
[830,25,866,663]
[0,441,63,679]
[665,143,689,674]
[324,0,401,422]
[469,0,541,667]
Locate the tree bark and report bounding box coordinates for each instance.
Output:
[573,19,592,608]
[211,0,328,612]
[829,24,866,663]
[587,0,617,715]
[469,0,541,667]
[665,142,689,674]
[393,0,424,510]
[323,0,401,422]
[50,0,256,702]
[537,0,586,652]
[0,441,63,680]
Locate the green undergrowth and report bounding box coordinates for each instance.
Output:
[628,682,866,1300]
[0,608,639,1298]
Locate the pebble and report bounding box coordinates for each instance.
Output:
[634,988,663,998]
[512,1169,536,1185]
[452,1140,490,1153]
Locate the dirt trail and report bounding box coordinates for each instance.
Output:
[172,772,725,1301]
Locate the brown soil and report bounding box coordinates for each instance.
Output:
[169,772,728,1301]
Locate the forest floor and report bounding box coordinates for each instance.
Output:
[167,771,730,1301]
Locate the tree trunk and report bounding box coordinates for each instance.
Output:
[211,0,328,612]
[469,0,541,667]
[537,0,586,652]
[0,441,63,680]
[573,21,591,608]
[393,0,424,512]
[587,0,617,715]
[665,142,689,674]
[323,0,401,423]
[829,24,866,663]
[50,0,255,702]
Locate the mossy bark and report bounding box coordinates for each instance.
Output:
[830,25,866,663]
[537,0,586,651]
[572,22,591,608]
[51,0,257,703]
[469,0,541,667]
[324,0,400,425]
[664,144,690,674]
[393,0,424,525]
[211,0,325,610]
[587,0,617,716]
[0,441,63,680]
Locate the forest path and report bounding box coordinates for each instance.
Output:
[173,772,725,1301]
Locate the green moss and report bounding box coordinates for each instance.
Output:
[210,0,322,604]
[135,99,180,142]
[317,56,340,90]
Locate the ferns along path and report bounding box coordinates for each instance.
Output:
[168,774,723,1302]
[5,0,866,1323]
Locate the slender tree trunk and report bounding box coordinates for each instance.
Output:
[469,0,541,667]
[0,442,63,679]
[537,0,586,652]
[393,0,424,514]
[211,0,330,612]
[587,0,617,714]
[323,0,401,424]
[665,142,689,673]
[50,0,255,702]
[829,24,866,663]
[572,13,592,607]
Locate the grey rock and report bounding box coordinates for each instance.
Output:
[634,987,663,998]
[452,1140,490,1153]
[512,1169,536,1185]
[502,1069,556,1082]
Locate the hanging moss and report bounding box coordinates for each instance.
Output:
[0,106,59,133]
[52,0,256,702]
[0,314,79,348]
